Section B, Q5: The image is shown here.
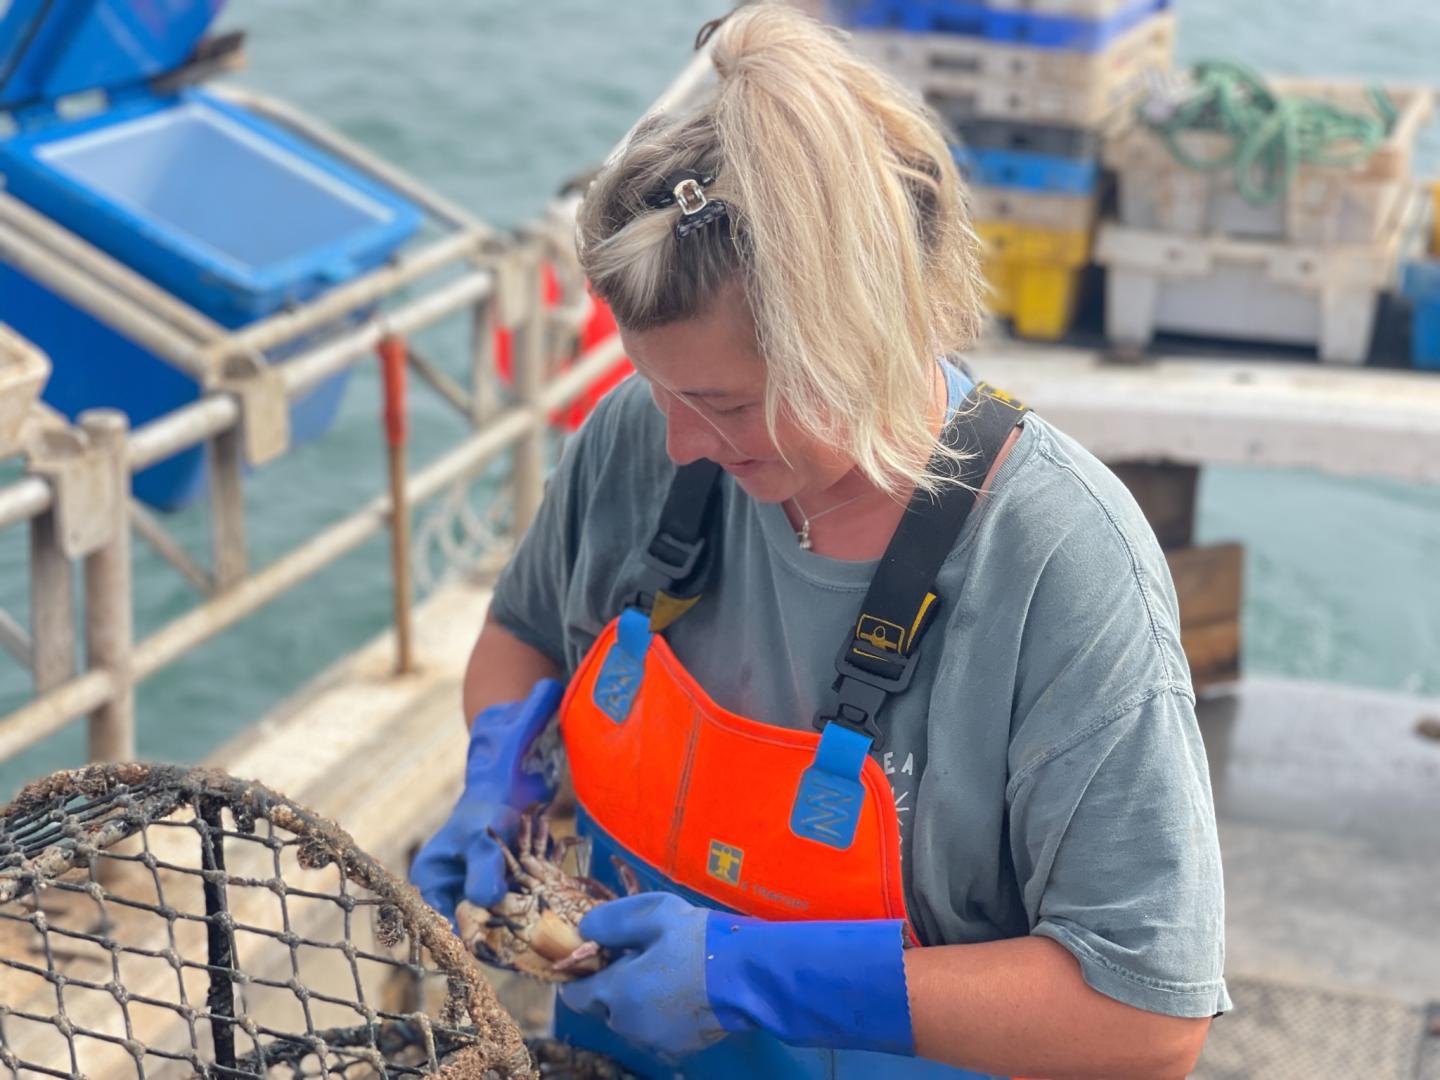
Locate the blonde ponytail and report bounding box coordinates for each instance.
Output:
[576,2,986,495]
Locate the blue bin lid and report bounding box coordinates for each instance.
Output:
[0,0,225,110]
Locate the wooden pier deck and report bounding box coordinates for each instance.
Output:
[220,578,1440,1077]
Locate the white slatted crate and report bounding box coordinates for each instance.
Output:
[982,0,1148,13]
[853,13,1173,127]
[1103,78,1435,245]
[1095,191,1418,364]
[0,323,50,459]
[852,9,1172,86]
[967,186,1101,232]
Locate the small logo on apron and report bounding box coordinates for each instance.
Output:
[706,840,744,886]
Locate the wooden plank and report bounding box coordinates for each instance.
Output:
[1181,620,1242,689]
[970,341,1440,485]
[1167,542,1244,628]
[1112,462,1199,549]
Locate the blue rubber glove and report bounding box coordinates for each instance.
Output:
[410,678,564,922]
[558,893,915,1060]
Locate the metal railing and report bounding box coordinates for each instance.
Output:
[0,68,661,774]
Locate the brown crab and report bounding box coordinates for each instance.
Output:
[456,807,625,982]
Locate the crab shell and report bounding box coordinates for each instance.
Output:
[456,894,607,982]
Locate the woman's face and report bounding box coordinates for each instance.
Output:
[618,285,853,504]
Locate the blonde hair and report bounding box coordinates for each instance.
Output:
[576,2,986,496]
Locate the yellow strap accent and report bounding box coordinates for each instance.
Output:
[907,592,938,653]
[649,591,703,633]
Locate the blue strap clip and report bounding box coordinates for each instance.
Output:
[592,607,651,723]
[790,722,871,850]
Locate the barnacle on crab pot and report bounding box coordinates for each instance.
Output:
[456,806,618,982]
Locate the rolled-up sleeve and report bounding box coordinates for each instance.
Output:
[1009,684,1232,1017]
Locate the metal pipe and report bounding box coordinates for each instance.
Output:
[0,476,52,531]
[0,275,488,524]
[0,193,225,344]
[130,501,215,595]
[80,411,135,763]
[211,85,497,236]
[0,670,116,763]
[282,271,493,397]
[406,346,473,421]
[131,406,535,683]
[201,232,487,366]
[0,223,212,380]
[127,396,241,472]
[537,333,628,413]
[0,607,33,670]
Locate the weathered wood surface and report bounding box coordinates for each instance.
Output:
[973,340,1440,484]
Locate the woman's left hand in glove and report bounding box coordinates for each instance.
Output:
[558,892,916,1060]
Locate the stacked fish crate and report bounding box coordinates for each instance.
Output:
[838,0,1175,339]
[1096,69,1435,364]
[1400,181,1440,371]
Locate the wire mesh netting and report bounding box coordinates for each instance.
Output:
[1194,975,1440,1080]
[0,763,536,1080]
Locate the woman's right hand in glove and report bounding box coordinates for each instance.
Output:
[409,678,565,922]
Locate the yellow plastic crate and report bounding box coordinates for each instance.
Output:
[1431,180,1439,256]
[976,221,1092,340]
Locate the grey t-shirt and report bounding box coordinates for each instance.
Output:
[491,370,1232,1020]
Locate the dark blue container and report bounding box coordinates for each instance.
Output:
[0,0,422,509]
[1401,261,1440,372]
[830,0,1170,51]
[951,145,1100,195]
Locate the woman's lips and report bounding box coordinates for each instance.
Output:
[720,459,764,477]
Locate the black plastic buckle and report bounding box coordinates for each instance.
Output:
[812,643,921,748]
[643,529,705,581]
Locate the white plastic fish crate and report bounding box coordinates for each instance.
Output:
[967,185,1101,232]
[858,12,1173,127]
[0,323,50,459]
[852,9,1172,87]
[982,0,1144,13]
[1102,78,1435,246]
[1094,193,1417,364]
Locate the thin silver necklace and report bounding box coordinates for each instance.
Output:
[790,491,870,550]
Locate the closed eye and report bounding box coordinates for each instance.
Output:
[709,401,754,417]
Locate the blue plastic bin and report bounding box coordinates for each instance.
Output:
[951,144,1100,195]
[1401,261,1440,371]
[830,0,1170,51]
[0,1,422,509]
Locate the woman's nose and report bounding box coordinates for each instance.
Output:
[661,398,720,466]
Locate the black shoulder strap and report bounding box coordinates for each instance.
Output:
[632,459,723,631]
[814,383,1029,747]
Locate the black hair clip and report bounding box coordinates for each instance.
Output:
[644,168,729,240]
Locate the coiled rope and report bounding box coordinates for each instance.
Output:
[1140,61,1397,205]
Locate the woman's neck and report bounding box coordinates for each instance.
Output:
[784,365,949,560]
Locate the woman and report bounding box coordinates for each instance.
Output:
[412,5,1230,1077]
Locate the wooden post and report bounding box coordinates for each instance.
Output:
[511,247,547,534]
[29,508,75,693]
[379,336,415,675]
[469,290,498,425]
[80,410,135,763]
[209,425,248,590]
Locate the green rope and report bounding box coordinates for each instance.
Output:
[1141,61,1397,206]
